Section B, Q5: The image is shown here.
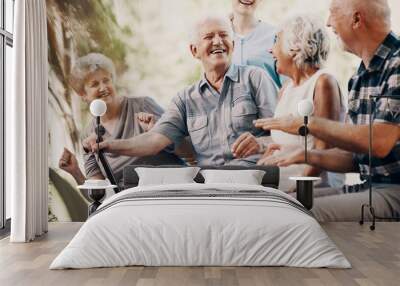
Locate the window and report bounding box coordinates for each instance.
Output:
[0,0,14,234]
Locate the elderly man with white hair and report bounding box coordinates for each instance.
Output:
[254,0,400,221]
[84,15,278,166]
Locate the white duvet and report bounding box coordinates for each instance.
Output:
[50,183,351,269]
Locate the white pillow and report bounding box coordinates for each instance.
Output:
[135,167,200,186]
[200,169,266,185]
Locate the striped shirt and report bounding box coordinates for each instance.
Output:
[348,32,400,183]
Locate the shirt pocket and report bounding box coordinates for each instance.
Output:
[231,96,258,133]
[187,116,210,153]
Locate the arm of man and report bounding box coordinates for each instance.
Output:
[308,119,400,158]
[254,113,400,158]
[136,96,164,132]
[308,148,358,173]
[138,97,194,160]
[255,68,400,158]
[88,93,188,158]
[259,145,357,173]
[87,131,173,157]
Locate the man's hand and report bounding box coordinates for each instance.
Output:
[82,133,109,153]
[137,112,156,132]
[59,148,80,175]
[231,132,261,158]
[257,144,305,167]
[254,115,303,135]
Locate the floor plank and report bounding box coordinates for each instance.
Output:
[0,222,399,286]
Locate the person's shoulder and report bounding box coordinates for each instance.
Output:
[315,73,340,94]
[316,70,339,85]
[124,95,147,103]
[384,33,400,68]
[238,64,265,74]
[127,95,156,105]
[257,21,277,35]
[124,95,159,108]
[240,64,275,82]
[176,80,203,100]
[387,47,400,70]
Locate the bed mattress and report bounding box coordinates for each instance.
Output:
[50,183,350,269]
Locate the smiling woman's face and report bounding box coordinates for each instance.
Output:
[271,32,293,77]
[81,69,117,105]
[232,0,261,16]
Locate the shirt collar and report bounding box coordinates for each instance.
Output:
[199,64,239,92]
[357,31,400,74]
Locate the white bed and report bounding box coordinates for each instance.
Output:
[50,183,350,269]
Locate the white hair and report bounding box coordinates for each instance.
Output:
[280,14,330,70]
[70,53,116,94]
[188,14,233,45]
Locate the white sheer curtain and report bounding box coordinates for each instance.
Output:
[8,0,48,242]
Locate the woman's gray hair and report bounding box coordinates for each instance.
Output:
[70,53,116,94]
[280,14,330,70]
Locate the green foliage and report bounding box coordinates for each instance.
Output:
[48,0,130,76]
[49,168,88,222]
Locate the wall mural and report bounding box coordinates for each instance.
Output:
[47,0,400,222]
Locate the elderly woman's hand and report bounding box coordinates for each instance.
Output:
[59,148,80,175]
[254,115,304,135]
[257,144,305,167]
[82,133,110,153]
[137,112,156,132]
[231,132,261,158]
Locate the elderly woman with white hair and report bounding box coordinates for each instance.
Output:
[257,14,346,191]
[59,53,187,187]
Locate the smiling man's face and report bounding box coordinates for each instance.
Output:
[190,19,234,72]
[232,0,261,16]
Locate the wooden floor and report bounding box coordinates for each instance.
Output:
[0,222,399,286]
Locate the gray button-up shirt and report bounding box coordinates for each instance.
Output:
[151,64,278,166]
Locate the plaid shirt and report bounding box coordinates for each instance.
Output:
[348,32,400,183]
